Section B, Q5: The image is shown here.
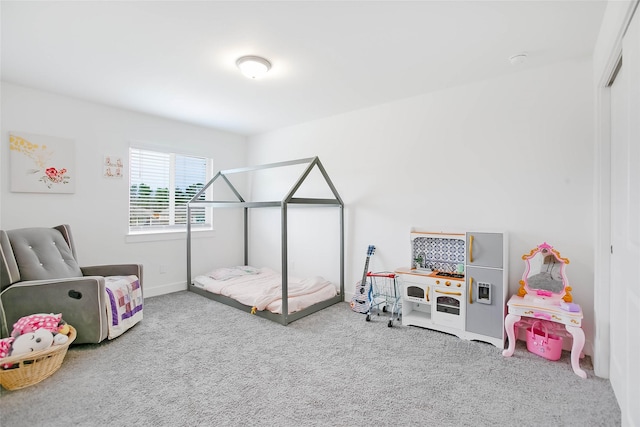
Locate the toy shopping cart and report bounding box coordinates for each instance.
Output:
[365,272,401,327]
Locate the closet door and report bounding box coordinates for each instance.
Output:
[610,9,640,426]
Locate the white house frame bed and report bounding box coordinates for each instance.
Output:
[186,157,344,325]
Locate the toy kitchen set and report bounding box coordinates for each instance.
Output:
[396,230,508,348]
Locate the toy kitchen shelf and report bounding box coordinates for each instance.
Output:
[396,230,508,348]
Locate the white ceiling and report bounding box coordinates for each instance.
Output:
[1,1,607,136]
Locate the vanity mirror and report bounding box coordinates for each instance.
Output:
[517,242,573,302]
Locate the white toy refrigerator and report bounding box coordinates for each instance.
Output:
[464,232,508,348]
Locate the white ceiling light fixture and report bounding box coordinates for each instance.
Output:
[509,53,528,66]
[236,55,272,79]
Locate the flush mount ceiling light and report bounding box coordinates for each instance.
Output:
[236,55,271,79]
[509,53,528,66]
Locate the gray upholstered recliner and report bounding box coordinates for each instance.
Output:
[0,224,143,344]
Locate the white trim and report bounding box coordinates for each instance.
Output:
[126,228,216,243]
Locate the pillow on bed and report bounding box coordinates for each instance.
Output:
[237,265,260,275]
[208,266,260,281]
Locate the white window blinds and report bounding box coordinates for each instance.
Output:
[129,147,212,233]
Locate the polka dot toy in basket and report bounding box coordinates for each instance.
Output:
[0,313,76,391]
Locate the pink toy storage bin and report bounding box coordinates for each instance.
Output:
[526,321,563,361]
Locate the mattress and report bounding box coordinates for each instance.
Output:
[193,266,338,314]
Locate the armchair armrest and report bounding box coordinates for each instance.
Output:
[81,264,143,288]
[0,277,108,343]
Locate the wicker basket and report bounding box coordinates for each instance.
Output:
[0,326,76,391]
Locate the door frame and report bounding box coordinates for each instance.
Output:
[594,1,639,378]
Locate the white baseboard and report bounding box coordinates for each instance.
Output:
[143,281,187,298]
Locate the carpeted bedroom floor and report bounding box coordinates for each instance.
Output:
[0,291,621,426]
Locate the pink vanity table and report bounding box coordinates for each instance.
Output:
[502,243,586,379]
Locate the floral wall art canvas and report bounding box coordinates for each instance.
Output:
[9,132,75,193]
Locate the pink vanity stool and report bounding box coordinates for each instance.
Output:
[502,243,586,379]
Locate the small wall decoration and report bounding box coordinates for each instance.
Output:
[9,132,75,193]
[103,155,124,179]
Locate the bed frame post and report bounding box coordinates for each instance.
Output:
[244,207,249,266]
[187,204,192,286]
[281,202,289,324]
[340,204,345,299]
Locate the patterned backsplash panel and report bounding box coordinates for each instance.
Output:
[413,237,465,270]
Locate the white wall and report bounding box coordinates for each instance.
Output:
[248,58,596,354]
[1,57,598,354]
[1,82,248,296]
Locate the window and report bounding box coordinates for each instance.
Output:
[129,147,213,233]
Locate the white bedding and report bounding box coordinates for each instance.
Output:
[193,267,338,314]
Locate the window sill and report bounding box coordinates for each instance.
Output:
[125,229,216,243]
